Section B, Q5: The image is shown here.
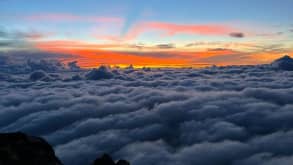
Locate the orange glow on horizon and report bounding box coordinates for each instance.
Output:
[35,41,192,68]
[35,40,293,68]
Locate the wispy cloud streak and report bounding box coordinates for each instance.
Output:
[25,13,123,23]
[123,22,235,40]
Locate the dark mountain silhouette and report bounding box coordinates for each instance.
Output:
[0,132,130,165]
[0,132,63,165]
[93,154,130,165]
[271,55,293,71]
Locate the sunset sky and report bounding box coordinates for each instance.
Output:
[1,0,293,68]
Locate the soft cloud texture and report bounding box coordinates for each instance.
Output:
[1,56,293,165]
[124,22,235,40]
[25,14,123,24]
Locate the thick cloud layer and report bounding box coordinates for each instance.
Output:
[1,57,293,165]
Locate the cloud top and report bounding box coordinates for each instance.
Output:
[1,57,293,165]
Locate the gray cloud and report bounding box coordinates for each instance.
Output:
[0,56,293,165]
[0,51,76,74]
[208,48,230,51]
[229,32,245,38]
[114,51,180,59]
[0,28,47,50]
[0,28,46,40]
[85,66,113,80]
[156,43,175,49]
[185,41,221,47]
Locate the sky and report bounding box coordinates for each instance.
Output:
[0,0,293,68]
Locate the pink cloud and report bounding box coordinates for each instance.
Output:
[14,30,54,40]
[92,21,238,42]
[26,13,123,23]
[94,35,123,42]
[124,21,236,40]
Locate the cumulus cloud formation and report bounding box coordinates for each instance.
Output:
[85,66,113,80]
[67,61,81,71]
[0,51,76,74]
[1,56,293,165]
[29,70,50,81]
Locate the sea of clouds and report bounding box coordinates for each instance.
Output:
[1,55,293,165]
